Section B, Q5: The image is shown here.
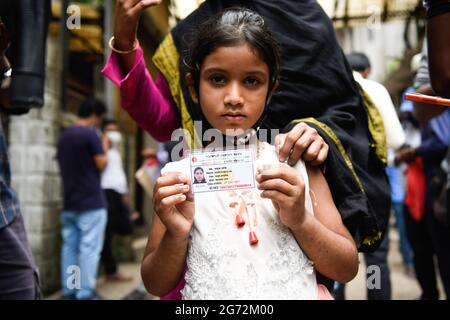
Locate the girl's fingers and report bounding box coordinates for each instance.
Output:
[154,184,190,204]
[155,172,189,188]
[156,194,186,215]
[256,165,301,186]
[257,178,294,197]
[260,189,287,204]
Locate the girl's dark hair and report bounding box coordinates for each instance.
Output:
[186,7,281,95]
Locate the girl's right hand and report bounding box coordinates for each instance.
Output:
[113,0,162,51]
[153,172,194,240]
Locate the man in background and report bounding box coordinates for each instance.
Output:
[57,98,108,300]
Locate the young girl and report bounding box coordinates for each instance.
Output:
[141,8,358,300]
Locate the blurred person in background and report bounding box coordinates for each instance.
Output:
[334,52,407,299]
[100,119,136,282]
[399,35,450,299]
[57,98,108,300]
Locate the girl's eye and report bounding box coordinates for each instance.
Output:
[244,77,261,86]
[209,75,226,85]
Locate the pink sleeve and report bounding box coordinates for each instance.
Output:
[101,46,180,142]
[160,278,185,300]
[317,284,334,300]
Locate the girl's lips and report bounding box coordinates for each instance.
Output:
[222,114,246,122]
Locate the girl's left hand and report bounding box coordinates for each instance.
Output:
[256,164,307,230]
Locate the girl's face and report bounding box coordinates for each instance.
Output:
[195,169,204,182]
[192,43,272,136]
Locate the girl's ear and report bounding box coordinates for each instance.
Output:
[266,80,279,105]
[185,73,199,104]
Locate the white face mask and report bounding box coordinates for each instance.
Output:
[107,131,122,146]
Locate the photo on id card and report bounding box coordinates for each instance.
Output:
[189,146,256,194]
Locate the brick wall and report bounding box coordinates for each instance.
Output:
[9,36,63,295]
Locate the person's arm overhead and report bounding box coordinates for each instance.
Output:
[102,0,180,141]
[102,46,180,142]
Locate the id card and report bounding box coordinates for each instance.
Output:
[189,148,255,193]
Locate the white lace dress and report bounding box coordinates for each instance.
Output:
[161,142,318,300]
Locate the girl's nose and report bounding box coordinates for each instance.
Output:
[224,83,244,106]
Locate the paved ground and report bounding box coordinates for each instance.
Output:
[45,225,445,300]
[345,225,445,299]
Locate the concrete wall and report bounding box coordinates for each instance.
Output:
[9,35,63,294]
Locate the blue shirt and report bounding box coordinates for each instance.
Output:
[57,126,106,211]
[0,123,20,229]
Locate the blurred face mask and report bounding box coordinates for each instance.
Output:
[107,131,122,146]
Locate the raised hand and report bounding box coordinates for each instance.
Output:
[153,172,194,240]
[113,0,162,51]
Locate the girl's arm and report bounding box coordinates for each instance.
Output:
[257,164,358,284]
[141,172,194,296]
[293,165,359,283]
[141,213,188,296]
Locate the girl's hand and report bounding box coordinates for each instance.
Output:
[256,164,307,230]
[113,0,162,51]
[153,172,194,240]
[275,122,329,167]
